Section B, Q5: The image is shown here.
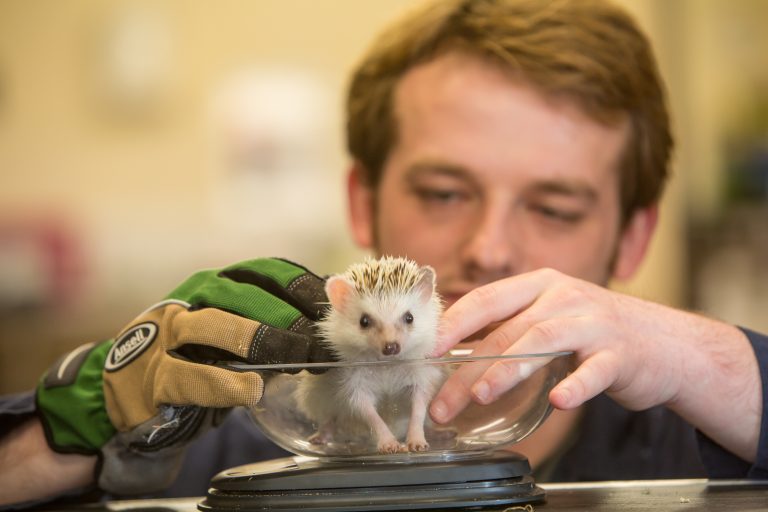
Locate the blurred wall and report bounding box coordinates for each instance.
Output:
[1,0,766,393]
[671,0,768,333]
[0,0,413,391]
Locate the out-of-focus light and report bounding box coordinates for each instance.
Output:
[91,4,175,117]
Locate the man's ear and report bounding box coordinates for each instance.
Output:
[612,204,658,280]
[346,163,375,250]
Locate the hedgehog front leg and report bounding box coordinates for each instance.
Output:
[355,391,402,453]
[406,385,430,451]
[407,366,444,451]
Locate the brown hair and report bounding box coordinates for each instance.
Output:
[346,0,672,223]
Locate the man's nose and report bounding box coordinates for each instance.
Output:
[460,205,516,279]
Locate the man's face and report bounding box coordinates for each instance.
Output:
[350,52,646,308]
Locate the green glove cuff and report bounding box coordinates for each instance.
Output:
[36,340,117,454]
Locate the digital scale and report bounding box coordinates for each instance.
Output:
[199,450,544,511]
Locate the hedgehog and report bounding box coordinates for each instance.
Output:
[294,256,444,454]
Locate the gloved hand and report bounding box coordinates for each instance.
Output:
[35,258,333,495]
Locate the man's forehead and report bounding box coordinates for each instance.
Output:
[394,51,631,143]
[388,51,629,197]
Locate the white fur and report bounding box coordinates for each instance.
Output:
[294,257,444,453]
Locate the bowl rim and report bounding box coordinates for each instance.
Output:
[225,351,573,372]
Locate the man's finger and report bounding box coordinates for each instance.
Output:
[431,309,555,423]
[220,258,328,321]
[470,354,556,404]
[154,357,264,409]
[549,352,620,410]
[164,306,261,357]
[434,270,552,355]
[433,316,586,421]
[167,270,304,327]
[471,317,590,404]
[429,358,496,424]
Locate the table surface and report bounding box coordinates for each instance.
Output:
[35,479,768,512]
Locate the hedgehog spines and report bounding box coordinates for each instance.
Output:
[344,256,427,298]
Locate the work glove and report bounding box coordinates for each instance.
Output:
[35,258,333,496]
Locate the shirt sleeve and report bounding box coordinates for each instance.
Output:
[0,390,37,438]
[0,389,289,500]
[697,327,768,479]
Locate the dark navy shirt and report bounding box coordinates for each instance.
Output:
[2,328,767,499]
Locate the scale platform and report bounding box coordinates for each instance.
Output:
[199,451,544,512]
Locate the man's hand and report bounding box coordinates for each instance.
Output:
[429,268,762,463]
[35,258,333,496]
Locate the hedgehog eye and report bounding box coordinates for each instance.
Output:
[359,313,372,329]
[403,311,414,324]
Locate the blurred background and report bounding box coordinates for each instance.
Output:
[1,0,767,393]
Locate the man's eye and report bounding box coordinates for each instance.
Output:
[414,187,468,204]
[530,204,584,223]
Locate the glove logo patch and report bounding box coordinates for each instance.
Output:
[105,322,158,372]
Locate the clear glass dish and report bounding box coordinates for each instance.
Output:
[233,351,571,462]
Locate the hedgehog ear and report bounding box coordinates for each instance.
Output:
[325,276,354,312]
[414,266,436,305]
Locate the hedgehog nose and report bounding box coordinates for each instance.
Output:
[382,342,401,356]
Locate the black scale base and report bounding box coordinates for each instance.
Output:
[199,451,544,512]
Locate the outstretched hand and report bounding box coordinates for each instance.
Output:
[428,268,760,463]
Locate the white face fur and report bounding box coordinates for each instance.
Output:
[320,265,442,361]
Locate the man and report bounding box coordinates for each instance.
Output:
[1,0,766,506]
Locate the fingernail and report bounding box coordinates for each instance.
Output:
[472,381,490,403]
[430,399,447,423]
[555,385,571,406]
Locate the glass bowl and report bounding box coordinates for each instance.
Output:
[234,351,571,462]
